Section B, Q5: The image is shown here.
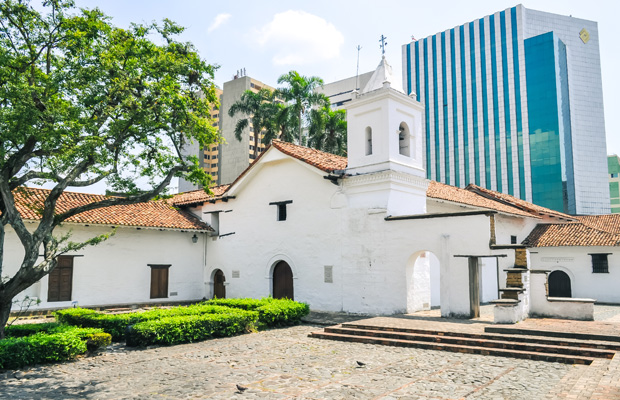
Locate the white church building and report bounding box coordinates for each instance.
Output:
[5,57,619,323]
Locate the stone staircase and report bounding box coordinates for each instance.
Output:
[309,322,620,365]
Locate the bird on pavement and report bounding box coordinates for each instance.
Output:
[236,384,248,393]
[356,361,366,367]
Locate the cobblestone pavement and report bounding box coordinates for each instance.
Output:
[0,324,579,400]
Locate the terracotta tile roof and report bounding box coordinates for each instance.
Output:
[171,185,230,207]
[522,220,620,247]
[577,214,620,235]
[465,184,574,220]
[426,181,536,218]
[271,140,348,172]
[11,187,210,231]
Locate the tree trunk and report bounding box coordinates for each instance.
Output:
[254,129,259,160]
[0,299,12,339]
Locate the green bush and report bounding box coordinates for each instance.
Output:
[205,298,310,327]
[4,322,60,337]
[55,304,246,341]
[0,326,111,370]
[126,309,258,347]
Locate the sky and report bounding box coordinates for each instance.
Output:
[61,0,619,193]
[71,0,620,156]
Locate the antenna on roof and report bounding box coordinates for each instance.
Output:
[355,45,362,91]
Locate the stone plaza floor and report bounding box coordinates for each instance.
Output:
[1,305,620,399]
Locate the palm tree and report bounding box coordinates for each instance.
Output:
[276,71,328,145]
[308,106,347,156]
[227,88,273,160]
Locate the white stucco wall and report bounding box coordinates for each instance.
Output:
[4,225,206,310]
[529,272,594,320]
[202,151,512,317]
[530,246,620,304]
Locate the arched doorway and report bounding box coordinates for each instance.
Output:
[273,261,294,300]
[548,270,571,297]
[213,269,226,299]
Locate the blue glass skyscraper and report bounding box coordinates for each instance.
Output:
[402,5,609,214]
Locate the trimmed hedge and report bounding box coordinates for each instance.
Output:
[4,322,60,338]
[205,298,310,327]
[55,304,249,341]
[0,326,111,370]
[126,309,258,347]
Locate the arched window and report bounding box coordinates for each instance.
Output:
[398,122,410,157]
[365,126,372,155]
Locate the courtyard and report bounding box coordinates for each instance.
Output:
[2,306,620,399]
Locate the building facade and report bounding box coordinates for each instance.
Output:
[218,75,276,185]
[402,4,609,215]
[609,155,620,213]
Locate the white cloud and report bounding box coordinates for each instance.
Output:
[208,13,231,33]
[256,10,344,66]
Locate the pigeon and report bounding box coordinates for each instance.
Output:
[356,361,366,367]
[236,384,248,393]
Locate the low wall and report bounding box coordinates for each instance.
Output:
[530,271,595,320]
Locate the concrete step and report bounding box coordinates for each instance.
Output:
[342,323,620,351]
[309,330,596,365]
[485,326,620,344]
[323,326,615,359]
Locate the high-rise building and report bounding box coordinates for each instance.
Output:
[402,4,609,214]
[316,71,373,110]
[218,75,276,185]
[608,155,620,214]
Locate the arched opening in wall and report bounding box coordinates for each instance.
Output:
[548,270,571,297]
[365,126,373,155]
[406,251,440,313]
[273,261,294,300]
[212,269,226,299]
[398,122,410,157]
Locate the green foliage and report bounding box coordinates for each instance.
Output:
[54,304,246,341]
[0,0,220,336]
[205,298,310,327]
[0,326,110,369]
[4,322,60,337]
[126,309,258,347]
[308,106,347,156]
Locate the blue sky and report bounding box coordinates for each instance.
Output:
[73,0,620,158]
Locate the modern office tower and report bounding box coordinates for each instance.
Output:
[316,71,373,110]
[178,88,223,193]
[609,155,620,213]
[402,4,609,214]
[218,74,276,185]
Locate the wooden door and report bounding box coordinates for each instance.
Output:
[48,256,73,302]
[548,270,571,297]
[273,261,294,300]
[150,265,170,299]
[213,269,226,299]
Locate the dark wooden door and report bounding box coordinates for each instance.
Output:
[48,256,73,302]
[273,261,294,300]
[150,265,170,299]
[548,270,571,297]
[213,269,226,298]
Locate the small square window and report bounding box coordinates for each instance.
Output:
[591,254,609,273]
[510,235,517,244]
[277,204,287,221]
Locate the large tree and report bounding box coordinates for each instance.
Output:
[0,0,218,337]
[276,71,328,145]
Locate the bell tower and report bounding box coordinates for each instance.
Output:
[343,56,428,216]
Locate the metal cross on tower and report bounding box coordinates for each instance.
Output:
[379,35,388,55]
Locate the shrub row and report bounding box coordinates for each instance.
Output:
[126,309,258,347]
[55,304,240,341]
[205,298,310,327]
[0,326,111,370]
[4,322,60,338]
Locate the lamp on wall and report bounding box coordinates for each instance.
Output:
[191,234,198,244]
